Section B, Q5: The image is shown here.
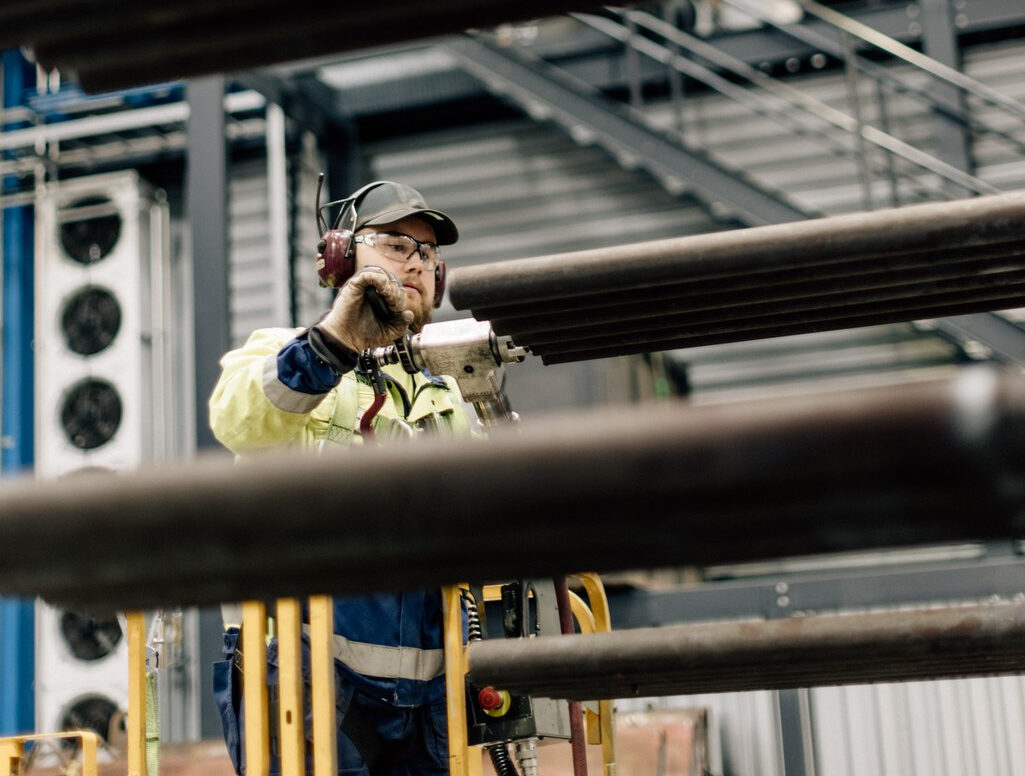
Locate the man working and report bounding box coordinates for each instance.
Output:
[209,181,470,776]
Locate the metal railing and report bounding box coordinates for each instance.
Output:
[573,3,1015,207]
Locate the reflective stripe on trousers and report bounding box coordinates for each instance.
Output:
[303,625,445,682]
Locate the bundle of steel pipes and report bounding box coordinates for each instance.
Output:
[0,367,1021,611]
[447,193,1025,364]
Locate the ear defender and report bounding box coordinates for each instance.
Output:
[315,180,387,290]
[315,229,356,289]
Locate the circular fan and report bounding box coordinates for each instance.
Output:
[58,695,119,746]
[61,287,122,356]
[60,379,123,450]
[59,610,123,661]
[59,196,122,265]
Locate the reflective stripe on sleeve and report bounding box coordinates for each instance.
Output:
[263,353,327,413]
[302,625,445,681]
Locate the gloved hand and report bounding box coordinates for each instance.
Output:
[315,266,413,352]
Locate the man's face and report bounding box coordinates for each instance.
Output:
[354,215,437,328]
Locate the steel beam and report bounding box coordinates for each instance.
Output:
[466,601,1025,698]
[933,312,1025,367]
[447,192,1025,364]
[186,76,230,451]
[0,367,1021,610]
[609,553,1025,629]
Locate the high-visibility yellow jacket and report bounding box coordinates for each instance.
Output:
[208,326,471,707]
[209,327,471,452]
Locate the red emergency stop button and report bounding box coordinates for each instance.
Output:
[477,686,512,717]
[478,686,503,710]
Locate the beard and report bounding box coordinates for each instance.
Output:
[406,287,433,330]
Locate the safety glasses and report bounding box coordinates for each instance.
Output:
[354,232,440,270]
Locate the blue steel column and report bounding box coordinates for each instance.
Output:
[0,49,36,734]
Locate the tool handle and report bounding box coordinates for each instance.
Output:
[364,286,394,324]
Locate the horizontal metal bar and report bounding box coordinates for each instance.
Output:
[933,313,1025,367]
[18,1,609,93]
[609,552,1025,629]
[467,601,1025,698]
[448,193,1025,310]
[0,90,264,153]
[0,367,1023,610]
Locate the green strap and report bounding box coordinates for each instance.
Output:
[145,669,159,776]
[324,375,362,445]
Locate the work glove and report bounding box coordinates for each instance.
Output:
[315,265,413,353]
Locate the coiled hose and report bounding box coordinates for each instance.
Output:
[460,589,521,776]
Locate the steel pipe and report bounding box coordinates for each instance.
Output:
[535,290,1025,364]
[485,246,1025,331]
[467,602,1025,698]
[0,367,1022,610]
[447,193,1025,364]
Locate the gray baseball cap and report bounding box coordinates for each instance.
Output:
[353,181,459,245]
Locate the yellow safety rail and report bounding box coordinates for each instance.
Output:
[443,574,617,776]
[0,731,100,776]
[232,597,338,776]
[117,583,614,776]
[125,611,149,776]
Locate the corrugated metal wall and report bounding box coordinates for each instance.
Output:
[227,127,330,347]
[812,674,1025,776]
[366,117,729,267]
[228,155,276,345]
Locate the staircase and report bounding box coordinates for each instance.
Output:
[442,0,1025,365]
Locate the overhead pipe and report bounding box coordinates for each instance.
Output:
[2,1,608,93]
[467,601,1025,699]
[0,367,1021,611]
[447,193,1025,364]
